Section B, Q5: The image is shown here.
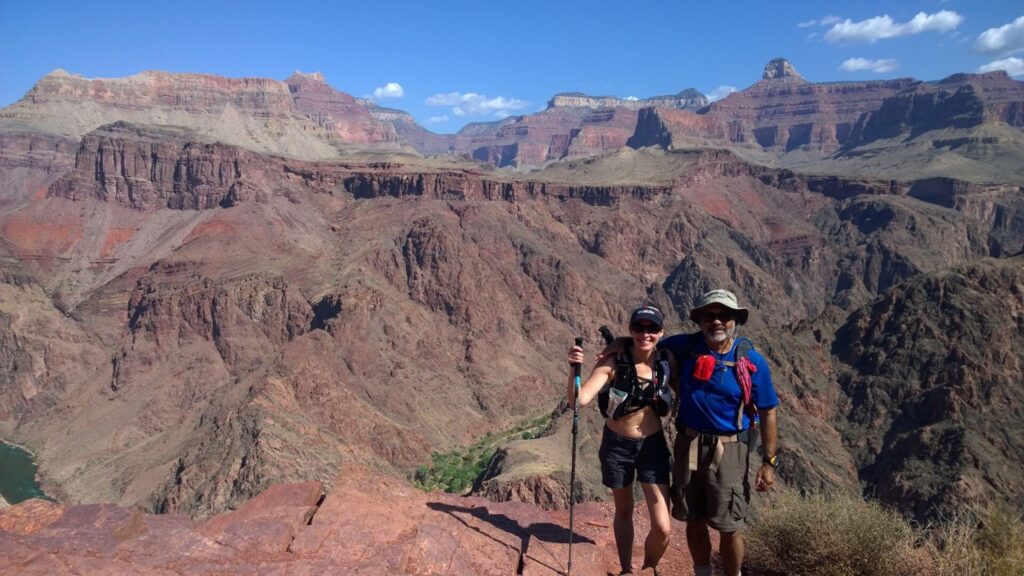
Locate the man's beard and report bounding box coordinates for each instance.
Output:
[703,324,734,344]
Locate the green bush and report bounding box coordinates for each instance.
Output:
[746,491,933,576]
[411,413,548,494]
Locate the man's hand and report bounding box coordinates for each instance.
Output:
[756,407,778,493]
[755,463,775,492]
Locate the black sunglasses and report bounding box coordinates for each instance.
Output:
[629,322,663,334]
[700,310,735,323]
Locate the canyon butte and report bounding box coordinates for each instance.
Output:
[0,58,1022,573]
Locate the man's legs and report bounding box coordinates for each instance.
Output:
[611,485,635,574]
[720,530,744,576]
[685,519,712,567]
[674,431,713,574]
[639,482,672,571]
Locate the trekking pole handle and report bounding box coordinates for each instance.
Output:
[599,325,614,345]
[570,337,584,367]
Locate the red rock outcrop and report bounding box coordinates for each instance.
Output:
[843,71,1024,148]
[630,59,918,154]
[0,132,78,208]
[363,102,453,154]
[49,122,275,210]
[443,89,708,168]
[0,464,722,575]
[285,72,400,146]
[449,107,641,168]
[624,60,1024,183]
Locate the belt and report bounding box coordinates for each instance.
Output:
[685,427,749,473]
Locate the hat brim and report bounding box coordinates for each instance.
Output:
[689,305,749,325]
[630,311,664,328]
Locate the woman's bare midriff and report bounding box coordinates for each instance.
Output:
[605,405,663,439]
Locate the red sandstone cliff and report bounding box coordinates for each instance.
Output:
[285,71,402,146]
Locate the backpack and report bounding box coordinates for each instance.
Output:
[597,342,673,420]
[681,334,760,431]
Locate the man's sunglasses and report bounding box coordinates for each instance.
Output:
[700,310,735,323]
[629,323,663,334]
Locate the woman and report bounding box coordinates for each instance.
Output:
[567,305,676,576]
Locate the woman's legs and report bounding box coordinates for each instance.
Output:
[640,482,672,571]
[611,485,635,574]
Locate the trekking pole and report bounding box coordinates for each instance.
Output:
[567,336,583,576]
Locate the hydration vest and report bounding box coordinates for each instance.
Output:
[597,343,673,420]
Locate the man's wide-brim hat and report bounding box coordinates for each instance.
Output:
[689,289,750,325]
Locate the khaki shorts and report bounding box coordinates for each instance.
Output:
[671,430,751,532]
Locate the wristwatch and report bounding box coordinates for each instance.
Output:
[762,455,778,468]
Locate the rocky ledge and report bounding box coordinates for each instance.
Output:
[0,464,713,575]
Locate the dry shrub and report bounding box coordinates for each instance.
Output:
[746,491,933,576]
[929,507,1024,576]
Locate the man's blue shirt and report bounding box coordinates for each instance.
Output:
[659,333,779,434]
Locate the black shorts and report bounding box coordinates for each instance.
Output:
[597,426,671,489]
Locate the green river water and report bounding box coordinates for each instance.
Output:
[0,440,48,504]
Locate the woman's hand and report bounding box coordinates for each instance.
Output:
[568,345,614,408]
[568,345,584,366]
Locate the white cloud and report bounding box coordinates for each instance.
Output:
[978,57,1024,78]
[839,57,900,73]
[973,16,1024,55]
[624,96,639,101]
[424,115,449,124]
[706,85,738,102]
[373,82,404,99]
[824,10,962,43]
[798,15,841,28]
[425,91,529,117]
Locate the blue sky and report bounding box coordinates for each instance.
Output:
[2,1,1022,134]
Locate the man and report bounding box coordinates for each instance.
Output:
[659,289,778,576]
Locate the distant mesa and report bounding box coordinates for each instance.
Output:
[290,70,325,82]
[548,89,708,112]
[762,57,804,81]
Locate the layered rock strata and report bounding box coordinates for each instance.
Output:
[0,69,340,160]
[549,88,708,111]
[285,72,400,146]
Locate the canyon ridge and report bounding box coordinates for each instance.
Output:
[1,58,1021,558]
